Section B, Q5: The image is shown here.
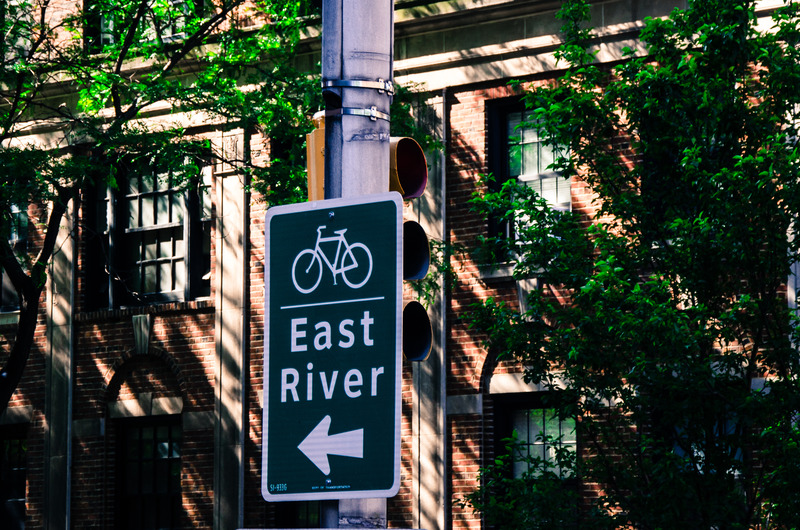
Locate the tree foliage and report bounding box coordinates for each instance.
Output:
[466,0,800,527]
[0,0,320,415]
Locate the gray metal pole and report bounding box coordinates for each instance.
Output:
[322,0,394,199]
[320,0,394,527]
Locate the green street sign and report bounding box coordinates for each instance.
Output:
[262,192,402,502]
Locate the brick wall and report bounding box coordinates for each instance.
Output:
[244,130,269,528]
[3,49,614,530]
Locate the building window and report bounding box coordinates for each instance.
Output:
[116,416,182,529]
[274,501,321,528]
[0,423,28,530]
[488,99,571,240]
[86,161,212,309]
[508,406,577,477]
[1,204,27,312]
[0,0,31,58]
[493,392,580,527]
[790,259,800,311]
[85,0,203,52]
[506,109,571,212]
[494,393,577,477]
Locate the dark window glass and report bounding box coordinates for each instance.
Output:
[495,393,576,477]
[506,109,570,211]
[85,0,204,52]
[0,423,28,529]
[508,407,576,478]
[488,99,571,239]
[85,162,211,309]
[494,393,579,527]
[117,416,182,530]
[274,501,321,528]
[0,0,31,59]
[1,204,27,312]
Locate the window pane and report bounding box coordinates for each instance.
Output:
[508,143,522,178]
[118,417,182,529]
[531,442,546,462]
[127,175,140,195]
[555,175,571,208]
[130,264,142,295]
[144,233,157,261]
[156,460,170,493]
[0,424,27,529]
[96,192,110,234]
[174,259,186,293]
[521,125,539,144]
[155,171,170,191]
[512,409,531,442]
[201,220,211,257]
[142,427,154,457]
[128,198,140,229]
[503,107,570,214]
[1,266,20,311]
[505,405,576,478]
[507,112,521,137]
[562,417,577,443]
[173,193,184,224]
[160,262,173,292]
[522,143,539,177]
[159,234,172,260]
[512,457,529,478]
[143,264,158,293]
[540,142,556,173]
[171,428,182,458]
[172,228,185,257]
[541,175,559,205]
[141,173,154,193]
[141,195,155,227]
[156,427,169,458]
[201,172,213,219]
[157,194,170,225]
[528,409,544,442]
[125,461,139,494]
[114,161,209,305]
[545,410,561,439]
[275,501,322,528]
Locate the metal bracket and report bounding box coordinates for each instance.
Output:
[322,78,394,95]
[325,106,390,122]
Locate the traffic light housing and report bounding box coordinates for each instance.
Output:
[392,137,433,362]
[304,119,433,361]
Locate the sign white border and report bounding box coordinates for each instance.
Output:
[262,192,403,502]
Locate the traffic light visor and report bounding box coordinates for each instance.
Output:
[390,137,428,199]
[403,301,432,362]
[403,221,430,281]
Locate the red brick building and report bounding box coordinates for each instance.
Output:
[6,1,761,528]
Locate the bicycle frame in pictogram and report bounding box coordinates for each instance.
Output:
[291,225,373,294]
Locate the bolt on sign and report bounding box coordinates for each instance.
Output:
[262,192,402,502]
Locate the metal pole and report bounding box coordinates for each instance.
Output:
[322,0,394,199]
[320,0,394,527]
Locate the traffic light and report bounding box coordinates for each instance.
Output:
[305,119,433,361]
[390,137,433,362]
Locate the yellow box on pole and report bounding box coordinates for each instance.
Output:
[306,111,325,201]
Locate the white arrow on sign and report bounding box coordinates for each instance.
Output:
[298,415,364,475]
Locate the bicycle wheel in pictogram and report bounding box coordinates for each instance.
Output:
[341,243,373,289]
[292,249,323,294]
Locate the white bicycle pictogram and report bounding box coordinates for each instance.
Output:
[291,225,373,294]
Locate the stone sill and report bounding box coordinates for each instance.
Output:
[76,298,214,323]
